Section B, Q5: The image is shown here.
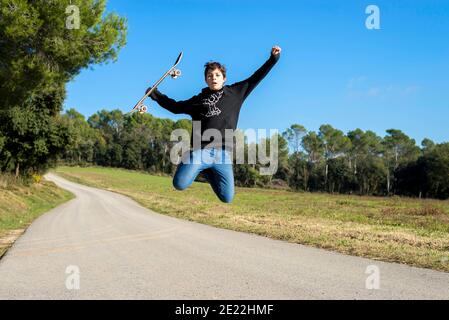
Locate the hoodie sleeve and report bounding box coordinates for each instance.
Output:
[230,53,280,100]
[149,88,197,115]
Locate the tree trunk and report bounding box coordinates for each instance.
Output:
[162,144,168,171]
[395,147,399,169]
[15,163,20,178]
[387,170,390,195]
[325,163,328,191]
[303,165,308,191]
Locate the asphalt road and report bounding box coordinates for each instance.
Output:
[0,173,448,299]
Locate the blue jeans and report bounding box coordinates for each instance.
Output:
[173,147,234,203]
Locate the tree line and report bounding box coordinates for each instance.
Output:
[57,108,449,200]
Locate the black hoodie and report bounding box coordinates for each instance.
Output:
[150,53,280,152]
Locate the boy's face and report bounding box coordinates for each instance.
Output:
[205,68,226,91]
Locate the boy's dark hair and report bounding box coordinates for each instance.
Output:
[204,61,227,79]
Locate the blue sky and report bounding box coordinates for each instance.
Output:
[64,0,449,144]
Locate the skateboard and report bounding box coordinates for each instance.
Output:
[129,52,183,114]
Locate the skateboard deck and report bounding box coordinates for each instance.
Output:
[129,52,183,114]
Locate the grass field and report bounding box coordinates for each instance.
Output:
[0,178,74,258]
[54,166,449,272]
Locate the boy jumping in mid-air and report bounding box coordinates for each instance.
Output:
[147,46,281,203]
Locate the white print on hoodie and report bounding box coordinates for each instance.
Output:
[201,90,223,117]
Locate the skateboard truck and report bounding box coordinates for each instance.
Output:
[170,69,181,79]
[138,105,148,114]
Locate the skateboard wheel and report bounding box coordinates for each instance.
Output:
[139,105,148,114]
[171,69,181,79]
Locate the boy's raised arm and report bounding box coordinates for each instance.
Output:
[231,46,281,99]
